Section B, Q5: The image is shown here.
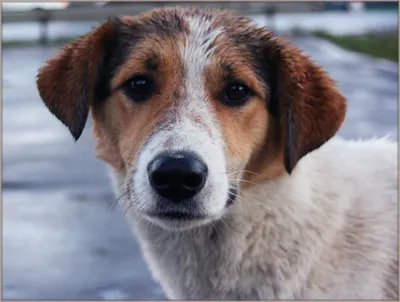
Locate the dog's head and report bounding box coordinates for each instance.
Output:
[37,7,346,231]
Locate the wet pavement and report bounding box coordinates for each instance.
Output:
[2,34,398,299]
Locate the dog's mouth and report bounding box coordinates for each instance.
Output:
[146,210,207,221]
[227,184,238,205]
[144,184,239,222]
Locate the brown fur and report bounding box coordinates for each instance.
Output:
[93,35,187,172]
[36,6,346,187]
[262,36,347,173]
[36,21,118,140]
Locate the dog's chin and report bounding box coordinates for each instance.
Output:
[137,200,231,232]
[131,185,238,232]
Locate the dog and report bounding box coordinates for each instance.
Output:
[36,7,398,300]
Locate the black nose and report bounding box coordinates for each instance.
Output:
[147,151,208,201]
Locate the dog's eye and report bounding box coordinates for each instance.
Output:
[222,83,250,106]
[123,75,153,102]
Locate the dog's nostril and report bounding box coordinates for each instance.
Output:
[151,172,170,188]
[147,151,208,201]
[183,173,203,189]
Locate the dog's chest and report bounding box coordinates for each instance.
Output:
[134,222,291,300]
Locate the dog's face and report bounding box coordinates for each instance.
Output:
[37,7,346,231]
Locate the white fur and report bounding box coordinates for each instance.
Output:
[36,7,397,299]
[129,18,228,230]
[111,136,398,299]
[108,13,398,301]
[181,16,223,73]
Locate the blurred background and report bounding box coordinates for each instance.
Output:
[2,1,398,300]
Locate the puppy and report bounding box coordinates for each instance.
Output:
[36,7,398,300]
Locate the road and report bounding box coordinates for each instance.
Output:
[2,35,398,299]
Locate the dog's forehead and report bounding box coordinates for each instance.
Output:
[112,8,264,80]
[106,8,269,100]
[117,7,263,56]
[136,7,256,35]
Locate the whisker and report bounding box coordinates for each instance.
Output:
[229,192,246,203]
[229,189,271,212]
[164,231,185,258]
[228,190,251,216]
[219,217,240,233]
[123,202,133,215]
[227,178,264,190]
[108,191,129,210]
[210,220,221,238]
[223,170,261,177]
[126,162,136,169]
[137,215,147,225]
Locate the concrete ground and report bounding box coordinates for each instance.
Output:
[2,34,398,299]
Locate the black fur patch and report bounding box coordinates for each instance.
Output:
[93,19,136,104]
[227,184,238,206]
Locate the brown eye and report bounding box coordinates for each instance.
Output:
[222,83,250,106]
[123,75,154,103]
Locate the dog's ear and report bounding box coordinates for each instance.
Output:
[36,20,119,140]
[263,35,347,174]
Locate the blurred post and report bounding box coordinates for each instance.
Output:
[34,8,50,45]
[265,5,277,32]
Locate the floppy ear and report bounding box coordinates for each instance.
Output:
[36,20,119,140]
[264,35,347,174]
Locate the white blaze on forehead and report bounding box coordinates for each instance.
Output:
[175,15,225,155]
[181,16,223,67]
[181,16,223,100]
[175,15,225,139]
